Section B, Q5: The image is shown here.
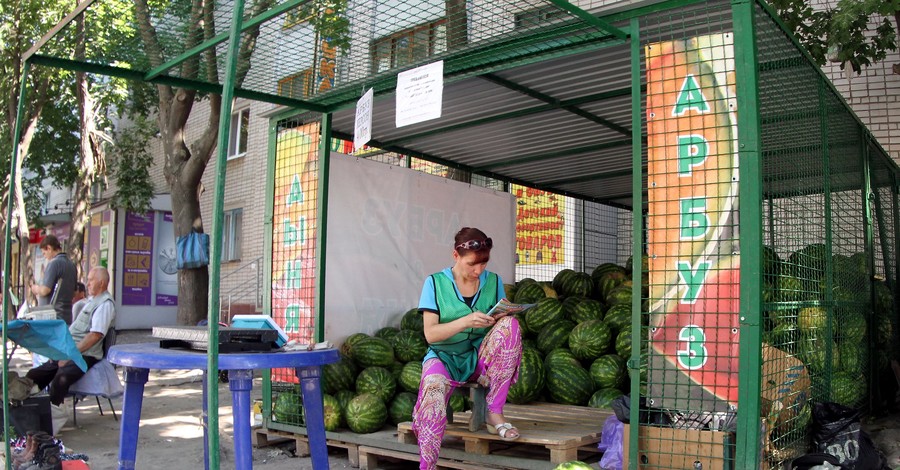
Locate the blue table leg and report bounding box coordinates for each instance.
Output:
[297,366,329,470]
[229,369,254,470]
[202,370,209,470]
[118,366,149,470]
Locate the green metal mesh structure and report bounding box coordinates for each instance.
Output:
[10,0,900,468]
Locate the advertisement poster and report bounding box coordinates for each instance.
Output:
[512,185,566,266]
[271,122,320,383]
[645,33,742,411]
[155,212,178,306]
[122,212,154,306]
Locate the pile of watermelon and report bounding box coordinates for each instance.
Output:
[761,243,896,411]
[272,308,472,434]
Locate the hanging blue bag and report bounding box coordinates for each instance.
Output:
[176,231,210,269]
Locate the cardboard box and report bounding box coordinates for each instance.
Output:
[622,424,734,470]
[760,343,810,427]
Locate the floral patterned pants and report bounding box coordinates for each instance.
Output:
[411,316,523,470]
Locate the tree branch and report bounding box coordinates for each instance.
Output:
[133,0,173,103]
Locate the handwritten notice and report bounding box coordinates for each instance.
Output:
[354,87,374,150]
[395,61,443,128]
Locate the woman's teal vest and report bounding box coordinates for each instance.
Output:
[428,272,498,382]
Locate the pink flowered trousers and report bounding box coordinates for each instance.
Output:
[411,316,523,470]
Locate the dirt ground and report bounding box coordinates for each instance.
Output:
[8,330,900,469]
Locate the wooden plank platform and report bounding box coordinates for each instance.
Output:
[398,403,612,464]
[253,427,361,467]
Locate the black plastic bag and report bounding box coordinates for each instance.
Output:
[811,402,890,470]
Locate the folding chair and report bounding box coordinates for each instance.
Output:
[67,327,124,426]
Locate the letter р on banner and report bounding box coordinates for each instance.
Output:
[645,33,742,412]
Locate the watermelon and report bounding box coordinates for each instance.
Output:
[546,362,594,405]
[541,283,559,299]
[537,320,576,354]
[562,272,594,298]
[525,298,565,335]
[768,322,799,352]
[544,348,580,369]
[507,347,546,404]
[874,281,894,315]
[388,392,417,425]
[322,393,343,431]
[351,337,396,368]
[762,245,781,278]
[356,366,397,403]
[504,283,518,303]
[569,320,612,361]
[448,392,467,415]
[552,269,578,293]
[389,361,405,380]
[399,361,423,393]
[571,298,605,324]
[273,389,303,425]
[588,387,623,409]
[391,329,428,362]
[788,243,828,285]
[838,341,865,373]
[836,310,866,343]
[522,337,537,350]
[798,306,827,331]
[604,304,632,333]
[606,285,632,307]
[516,282,547,304]
[832,371,866,407]
[346,393,388,433]
[875,312,893,346]
[615,324,633,358]
[375,326,400,341]
[591,263,625,282]
[340,333,369,357]
[322,353,357,394]
[596,270,628,301]
[590,354,627,390]
[334,389,355,415]
[798,335,839,373]
[554,461,595,470]
[400,308,424,333]
[776,275,804,302]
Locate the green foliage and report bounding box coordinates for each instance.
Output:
[771,0,898,73]
[107,115,156,214]
[301,0,352,54]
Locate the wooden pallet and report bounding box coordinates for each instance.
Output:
[357,445,503,470]
[252,427,361,467]
[397,402,612,464]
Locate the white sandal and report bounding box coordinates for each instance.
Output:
[486,422,520,441]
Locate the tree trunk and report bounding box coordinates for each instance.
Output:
[172,175,210,326]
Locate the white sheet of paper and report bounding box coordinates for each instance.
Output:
[354,88,373,150]
[395,61,444,128]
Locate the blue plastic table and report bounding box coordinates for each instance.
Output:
[107,342,339,470]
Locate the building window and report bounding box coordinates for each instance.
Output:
[278,69,313,100]
[228,109,250,159]
[371,19,447,74]
[514,6,566,29]
[222,208,243,262]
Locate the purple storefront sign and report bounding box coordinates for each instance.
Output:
[155,212,178,305]
[122,212,154,305]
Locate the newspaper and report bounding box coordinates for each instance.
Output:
[487,298,536,317]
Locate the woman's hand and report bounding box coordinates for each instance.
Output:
[469,311,495,329]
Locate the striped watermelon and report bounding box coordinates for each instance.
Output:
[537,320,576,354]
[525,298,565,335]
[552,269,578,293]
[569,320,612,361]
[322,393,343,431]
[355,366,397,403]
[351,337,396,368]
[375,326,400,341]
[273,389,303,425]
[388,392,417,425]
[546,362,594,405]
[522,337,537,350]
[588,387,623,409]
[544,348,580,369]
[504,283,518,302]
[399,361,423,393]
[389,361,405,380]
[589,354,627,390]
[562,272,594,298]
[391,329,428,362]
[507,347,546,404]
[340,333,369,357]
[400,308,424,333]
[615,324,633,358]
[449,391,467,415]
[322,353,357,394]
[605,285,632,307]
[567,297,605,324]
[335,389,355,416]
[591,263,625,282]
[346,393,388,433]
[596,271,628,301]
[554,461,595,470]
[604,304,632,333]
[516,282,547,304]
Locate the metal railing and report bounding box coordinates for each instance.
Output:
[218,257,263,323]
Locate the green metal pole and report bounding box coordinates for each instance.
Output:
[207,1,246,467]
[2,59,31,470]
[627,17,641,470]
[818,79,835,395]
[261,117,280,426]
[315,113,332,343]
[860,134,876,409]
[733,1,763,468]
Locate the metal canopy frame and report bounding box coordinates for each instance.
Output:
[3,0,899,469]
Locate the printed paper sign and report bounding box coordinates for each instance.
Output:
[395,61,443,127]
[355,87,373,149]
